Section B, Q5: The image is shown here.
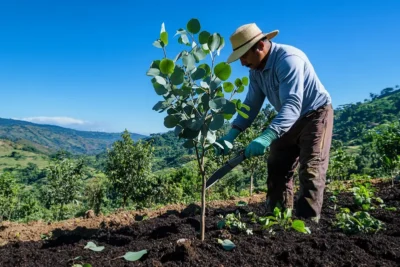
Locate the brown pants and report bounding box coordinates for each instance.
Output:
[266,104,333,218]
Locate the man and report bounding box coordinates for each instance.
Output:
[215,23,333,221]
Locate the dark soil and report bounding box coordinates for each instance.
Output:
[1,180,399,267]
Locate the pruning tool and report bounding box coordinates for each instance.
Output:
[206,149,246,190]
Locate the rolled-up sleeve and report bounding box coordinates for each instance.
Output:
[232,72,266,131]
[267,55,305,137]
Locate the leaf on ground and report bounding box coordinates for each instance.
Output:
[84,241,105,252]
[121,250,148,261]
[217,239,235,251]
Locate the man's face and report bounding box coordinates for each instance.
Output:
[239,46,262,70]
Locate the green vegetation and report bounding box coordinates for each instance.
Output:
[147,18,250,240]
[0,84,398,237]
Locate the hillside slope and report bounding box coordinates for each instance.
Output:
[333,88,400,144]
[0,118,147,155]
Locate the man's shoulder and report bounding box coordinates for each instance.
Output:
[273,42,309,61]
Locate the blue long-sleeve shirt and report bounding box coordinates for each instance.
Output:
[232,41,332,137]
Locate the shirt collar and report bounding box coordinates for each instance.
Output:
[262,41,277,71]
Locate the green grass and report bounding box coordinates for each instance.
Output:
[0,139,50,171]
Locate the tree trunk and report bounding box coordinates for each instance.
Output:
[201,170,206,241]
[250,171,254,196]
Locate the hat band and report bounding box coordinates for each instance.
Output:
[233,32,263,51]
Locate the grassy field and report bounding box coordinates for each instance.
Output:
[0,139,50,171]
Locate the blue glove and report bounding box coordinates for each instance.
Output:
[214,128,241,156]
[245,128,278,158]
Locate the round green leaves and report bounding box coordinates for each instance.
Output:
[160,59,175,75]
[214,62,231,81]
[187,18,200,34]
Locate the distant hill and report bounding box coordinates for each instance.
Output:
[0,118,147,155]
[333,87,400,144]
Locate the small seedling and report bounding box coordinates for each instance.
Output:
[351,184,385,211]
[236,201,247,206]
[217,210,252,235]
[334,208,385,234]
[257,207,311,234]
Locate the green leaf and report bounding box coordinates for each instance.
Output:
[154,76,166,86]
[187,18,201,34]
[120,250,148,262]
[160,23,168,46]
[146,68,160,77]
[183,139,195,148]
[223,82,234,93]
[214,62,231,81]
[206,130,216,143]
[198,64,211,77]
[174,125,183,136]
[207,33,221,52]
[83,264,92,267]
[191,68,206,81]
[237,200,247,206]
[242,77,249,86]
[218,239,236,251]
[193,47,207,61]
[188,117,204,131]
[153,40,162,48]
[84,241,105,252]
[159,59,175,75]
[160,32,168,46]
[234,78,242,87]
[170,66,184,85]
[241,103,250,111]
[223,100,236,115]
[199,31,210,44]
[181,128,201,139]
[209,97,227,111]
[164,115,179,128]
[209,114,224,130]
[237,110,249,119]
[182,53,196,71]
[223,113,233,120]
[292,220,309,234]
[201,93,210,110]
[237,85,245,93]
[217,220,225,229]
[217,36,225,55]
[152,79,168,95]
[152,101,169,111]
[179,34,190,45]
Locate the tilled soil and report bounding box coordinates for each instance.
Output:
[0,180,399,267]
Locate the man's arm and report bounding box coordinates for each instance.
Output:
[267,55,305,137]
[232,72,266,132]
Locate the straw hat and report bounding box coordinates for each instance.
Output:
[226,23,279,63]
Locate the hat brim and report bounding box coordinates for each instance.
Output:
[226,30,279,64]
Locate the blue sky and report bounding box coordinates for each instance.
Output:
[1,0,399,135]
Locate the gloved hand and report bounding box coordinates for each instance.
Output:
[214,128,241,156]
[245,128,278,158]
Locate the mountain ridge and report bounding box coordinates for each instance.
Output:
[0,118,147,155]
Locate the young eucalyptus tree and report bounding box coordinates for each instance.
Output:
[147,18,249,240]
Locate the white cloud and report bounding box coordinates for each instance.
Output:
[16,116,86,126]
